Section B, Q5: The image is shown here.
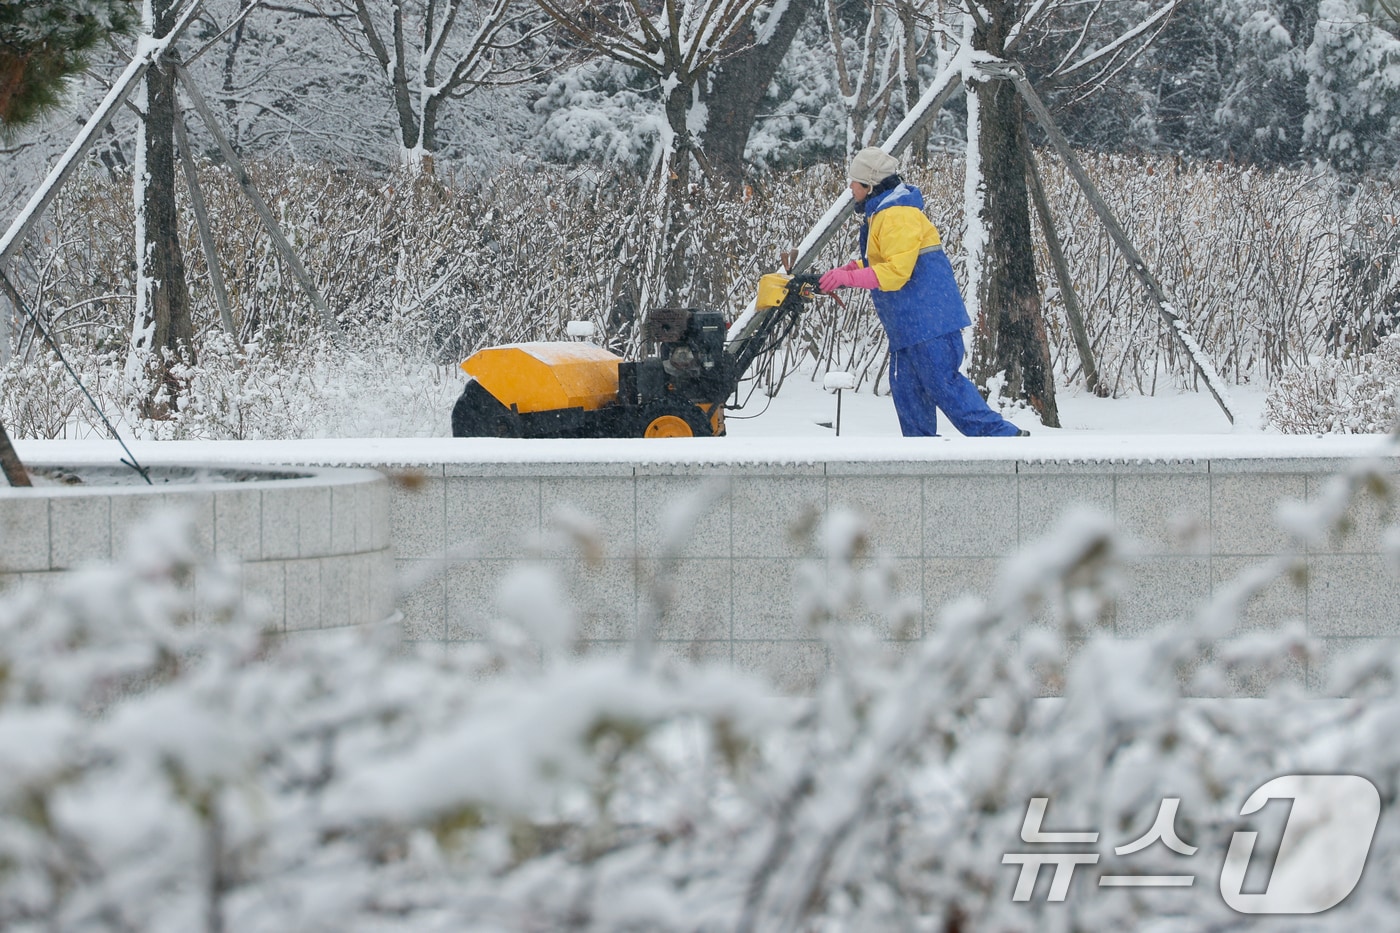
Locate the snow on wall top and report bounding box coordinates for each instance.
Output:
[11,435,1399,473]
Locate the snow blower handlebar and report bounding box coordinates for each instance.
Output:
[724,272,822,383]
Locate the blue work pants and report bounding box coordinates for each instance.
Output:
[889,333,1021,437]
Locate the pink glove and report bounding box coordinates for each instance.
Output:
[819,265,880,293]
[839,259,862,271]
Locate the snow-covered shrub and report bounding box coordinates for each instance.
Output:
[0,506,780,930]
[0,351,90,439]
[1324,175,1400,356]
[1265,333,1400,433]
[4,457,1400,929]
[1037,156,1311,393]
[138,333,329,440]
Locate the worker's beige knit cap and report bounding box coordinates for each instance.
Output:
[848,147,900,186]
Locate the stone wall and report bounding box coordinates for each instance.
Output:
[0,464,395,632]
[383,453,1400,694]
[7,438,1397,695]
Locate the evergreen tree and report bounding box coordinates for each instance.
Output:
[1146,0,1233,157]
[0,0,136,129]
[1305,0,1400,173]
[1131,0,1315,166]
[1216,0,1315,164]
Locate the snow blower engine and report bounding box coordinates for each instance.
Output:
[451,272,820,438]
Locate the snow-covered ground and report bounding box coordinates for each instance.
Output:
[724,376,1269,439]
[15,379,1398,476]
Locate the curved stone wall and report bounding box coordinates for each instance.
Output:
[0,463,394,633]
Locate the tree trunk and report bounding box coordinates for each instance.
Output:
[969,3,1059,427]
[416,91,442,176]
[896,1,928,166]
[703,0,813,185]
[134,0,196,417]
[662,80,695,190]
[0,420,31,487]
[0,50,29,125]
[655,80,697,305]
[220,0,250,145]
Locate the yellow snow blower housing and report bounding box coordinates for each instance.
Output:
[461,343,621,414]
[450,273,821,438]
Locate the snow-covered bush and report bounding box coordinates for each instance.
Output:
[4,458,1400,930]
[0,351,89,439]
[1265,333,1400,433]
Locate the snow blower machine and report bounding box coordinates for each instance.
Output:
[451,272,821,438]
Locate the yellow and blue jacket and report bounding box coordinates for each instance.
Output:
[858,181,971,349]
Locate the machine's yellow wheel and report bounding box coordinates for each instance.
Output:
[637,401,712,438]
[644,414,695,437]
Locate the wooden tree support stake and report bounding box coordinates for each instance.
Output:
[0,267,33,485]
[173,106,237,335]
[173,63,342,340]
[1023,141,1103,396]
[991,62,1234,424]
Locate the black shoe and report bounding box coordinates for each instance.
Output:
[1015,428,1030,437]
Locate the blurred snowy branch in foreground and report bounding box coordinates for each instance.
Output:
[2,453,1400,931]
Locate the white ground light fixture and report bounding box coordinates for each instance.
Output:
[823,370,855,435]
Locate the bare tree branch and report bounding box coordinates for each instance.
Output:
[1052,0,1183,80]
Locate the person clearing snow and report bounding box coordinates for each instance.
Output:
[819,147,1029,438]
